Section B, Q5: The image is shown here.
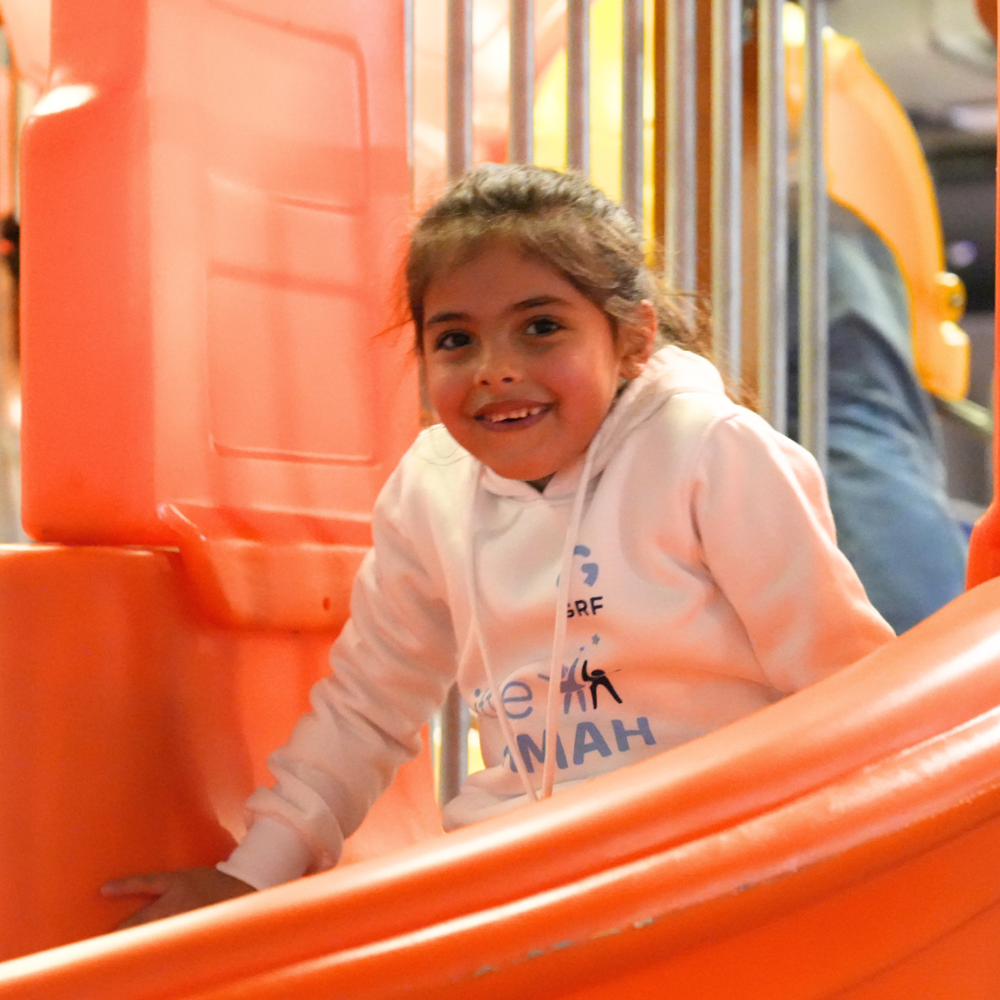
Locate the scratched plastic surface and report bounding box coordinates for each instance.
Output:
[3,575,1000,997]
[19,0,416,628]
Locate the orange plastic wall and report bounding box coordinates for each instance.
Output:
[0,545,441,961]
[0,0,440,965]
[19,0,417,630]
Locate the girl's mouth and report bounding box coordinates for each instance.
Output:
[475,403,551,431]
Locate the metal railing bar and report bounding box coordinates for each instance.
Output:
[447,0,474,179]
[621,0,645,227]
[405,0,415,179]
[756,0,788,432]
[797,0,828,470]
[442,0,474,802]
[509,0,535,163]
[710,0,743,382]
[933,396,994,443]
[664,0,698,301]
[567,0,591,174]
[438,682,469,806]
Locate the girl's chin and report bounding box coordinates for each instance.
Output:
[447,425,585,483]
[480,457,560,482]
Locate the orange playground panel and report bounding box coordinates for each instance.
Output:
[2,1,1000,997]
[19,0,417,631]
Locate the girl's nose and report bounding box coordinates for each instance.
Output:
[476,343,521,385]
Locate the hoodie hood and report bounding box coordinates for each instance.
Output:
[480,345,727,500]
[466,345,729,802]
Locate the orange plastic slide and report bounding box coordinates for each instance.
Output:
[3,1,1000,997]
[3,572,1000,998]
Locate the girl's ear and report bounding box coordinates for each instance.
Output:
[618,300,658,380]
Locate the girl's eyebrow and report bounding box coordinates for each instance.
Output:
[426,296,567,327]
[512,295,566,311]
[425,310,469,326]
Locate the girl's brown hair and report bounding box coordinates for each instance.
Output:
[405,163,707,358]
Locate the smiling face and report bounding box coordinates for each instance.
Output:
[421,243,655,482]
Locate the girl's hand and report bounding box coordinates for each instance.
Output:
[101,867,256,929]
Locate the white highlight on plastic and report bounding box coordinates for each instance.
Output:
[32,84,97,117]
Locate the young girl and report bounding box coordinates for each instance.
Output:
[104,164,893,924]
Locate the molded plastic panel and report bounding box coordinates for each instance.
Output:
[4,578,1000,996]
[19,0,415,626]
[0,545,441,962]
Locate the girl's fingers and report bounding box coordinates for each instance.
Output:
[115,900,169,929]
[100,873,170,898]
[101,867,255,929]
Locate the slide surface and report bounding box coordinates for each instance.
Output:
[3,571,1000,996]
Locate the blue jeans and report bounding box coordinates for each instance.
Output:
[789,313,967,634]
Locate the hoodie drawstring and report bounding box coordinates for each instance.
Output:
[463,468,539,803]
[463,442,598,804]
[539,443,597,798]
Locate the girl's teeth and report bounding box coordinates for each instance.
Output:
[488,405,543,423]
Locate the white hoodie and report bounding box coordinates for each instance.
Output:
[219,346,894,889]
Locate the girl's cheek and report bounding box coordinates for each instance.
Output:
[424,369,461,414]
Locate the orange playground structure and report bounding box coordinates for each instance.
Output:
[2,1,1000,997]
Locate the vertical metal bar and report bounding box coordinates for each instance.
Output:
[509,0,535,163]
[447,0,473,179]
[653,0,667,264]
[710,0,742,382]
[665,0,698,296]
[441,0,474,802]
[567,0,591,174]
[438,682,469,805]
[405,0,415,181]
[0,239,17,542]
[798,0,828,470]
[621,0,645,227]
[0,33,22,543]
[757,0,787,432]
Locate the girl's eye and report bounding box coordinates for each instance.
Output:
[524,317,562,337]
[434,330,473,351]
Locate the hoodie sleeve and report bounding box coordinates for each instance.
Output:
[691,410,894,694]
[218,459,458,889]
